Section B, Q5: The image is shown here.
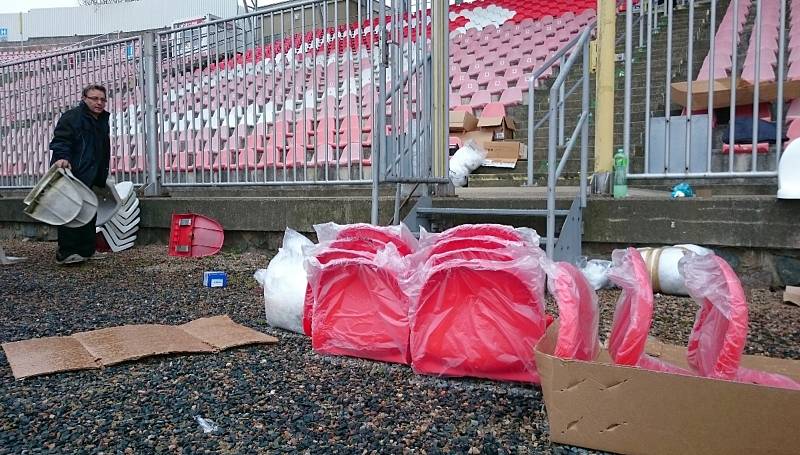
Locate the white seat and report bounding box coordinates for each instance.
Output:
[778,139,800,199]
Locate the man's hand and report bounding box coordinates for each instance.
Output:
[53,159,71,169]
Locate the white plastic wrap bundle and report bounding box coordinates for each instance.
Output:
[448,140,488,187]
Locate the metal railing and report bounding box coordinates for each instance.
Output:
[527,22,595,257]
[0,37,146,189]
[0,0,447,205]
[624,0,790,179]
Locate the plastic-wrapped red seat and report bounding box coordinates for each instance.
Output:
[419,223,540,247]
[409,255,547,382]
[314,222,417,256]
[303,223,417,337]
[307,254,410,364]
[607,248,693,375]
[680,253,800,389]
[544,261,600,361]
[302,249,374,337]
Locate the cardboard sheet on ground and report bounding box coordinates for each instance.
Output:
[2,315,278,379]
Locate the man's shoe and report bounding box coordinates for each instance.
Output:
[56,253,86,265]
[86,252,109,261]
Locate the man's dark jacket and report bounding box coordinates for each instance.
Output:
[49,101,111,187]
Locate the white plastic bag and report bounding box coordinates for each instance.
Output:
[254,228,313,333]
[448,140,488,187]
[579,258,613,290]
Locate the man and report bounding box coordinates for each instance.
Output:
[49,84,111,265]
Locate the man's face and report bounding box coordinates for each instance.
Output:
[83,89,107,115]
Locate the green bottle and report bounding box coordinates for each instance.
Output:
[613,148,628,199]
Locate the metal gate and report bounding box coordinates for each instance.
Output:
[1,0,448,207]
[0,38,146,189]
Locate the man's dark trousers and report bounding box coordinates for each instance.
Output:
[57,215,97,259]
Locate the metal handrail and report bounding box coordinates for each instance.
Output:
[535,22,594,258]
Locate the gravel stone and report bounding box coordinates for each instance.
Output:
[1,240,797,454]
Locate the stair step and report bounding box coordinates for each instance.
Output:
[417,207,569,217]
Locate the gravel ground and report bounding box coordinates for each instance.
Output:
[1,240,798,454]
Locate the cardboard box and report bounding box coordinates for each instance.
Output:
[449,110,478,133]
[672,78,800,110]
[482,141,527,168]
[203,271,228,288]
[670,79,747,110]
[535,323,800,455]
[451,130,494,149]
[784,286,800,306]
[756,79,800,103]
[478,115,516,141]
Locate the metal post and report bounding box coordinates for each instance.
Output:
[644,0,654,173]
[624,0,633,168]
[776,0,786,160]
[639,0,645,48]
[594,0,616,182]
[751,0,762,171]
[728,0,739,173]
[663,0,673,173]
[558,55,565,147]
[527,75,535,186]
[432,1,449,187]
[546,88,558,258]
[581,34,589,208]
[372,0,388,225]
[706,0,717,172]
[142,33,161,196]
[684,0,694,173]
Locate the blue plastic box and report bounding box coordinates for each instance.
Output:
[203,271,228,288]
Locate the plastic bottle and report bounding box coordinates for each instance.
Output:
[613,148,628,198]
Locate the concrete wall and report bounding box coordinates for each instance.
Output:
[1,192,799,287]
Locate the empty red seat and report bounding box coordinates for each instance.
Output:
[487,78,509,95]
[499,87,524,106]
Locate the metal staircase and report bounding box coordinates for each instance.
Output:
[402,23,595,264]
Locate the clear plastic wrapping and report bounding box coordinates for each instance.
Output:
[542,259,600,361]
[405,251,547,383]
[305,244,410,364]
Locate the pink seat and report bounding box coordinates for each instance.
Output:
[452,105,473,113]
[503,67,523,84]
[481,102,506,118]
[476,70,495,87]
[680,253,799,389]
[308,256,410,365]
[499,87,524,106]
[487,79,508,96]
[546,261,600,361]
[469,90,491,110]
[458,81,479,101]
[787,99,800,119]
[451,72,471,89]
[786,120,800,140]
[409,258,547,383]
[337,144,370,166]
[607,248,693,375]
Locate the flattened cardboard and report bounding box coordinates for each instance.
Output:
[783,286,800,306]
[449,111,478,132]
[482,141,524,168]
[73,324,215,366]
[2,336,100,379]
[477,115,516,140]
[180,315,278,350]
[2,315,278,379]
[535,323,800,455]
